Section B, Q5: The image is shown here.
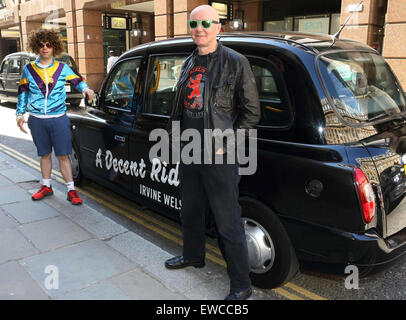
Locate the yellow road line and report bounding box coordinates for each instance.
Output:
[273,288,305,300]
[0,143,329,301]
[0,142,62,178]
[284,282,327,300]
[0,147,40,172]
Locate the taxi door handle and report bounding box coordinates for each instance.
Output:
[114,135,126,142]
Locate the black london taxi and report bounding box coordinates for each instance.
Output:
[0,52,84,107]
[67,32,406,289]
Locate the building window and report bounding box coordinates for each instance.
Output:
[209,1,233,22]
[264,13,341,35]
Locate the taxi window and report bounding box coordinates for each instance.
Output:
[8,57,21,74]
[1,59,9,74]
[144,55,187,116]
[104,58,141,112]
[22,57,30,67]
[248,57,292,128]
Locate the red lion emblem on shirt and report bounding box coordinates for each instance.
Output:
[187,74,202,101]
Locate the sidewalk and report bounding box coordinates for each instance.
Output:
[0,153,270,300]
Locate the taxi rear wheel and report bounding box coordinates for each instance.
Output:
[240,197,299,289]
[70,144,84,186]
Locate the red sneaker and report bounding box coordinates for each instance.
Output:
[67,190,83,205]
[32,185,53,201]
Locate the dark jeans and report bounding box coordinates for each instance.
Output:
[179,162,251,292]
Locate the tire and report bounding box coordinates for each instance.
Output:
[70,143,85,186]
[240,197,299,289]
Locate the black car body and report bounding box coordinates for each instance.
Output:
[67,32,406,289]
[0,52,84,107]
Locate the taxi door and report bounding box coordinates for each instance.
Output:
[80,58,142,192]
[5,56,22,103]
[130,54,188,215]
[0,59,9,99]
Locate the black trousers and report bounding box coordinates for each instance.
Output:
[179,162,251,292]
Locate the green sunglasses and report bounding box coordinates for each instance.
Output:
[188,19,220,29]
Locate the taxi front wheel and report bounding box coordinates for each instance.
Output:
[240,197,299,289]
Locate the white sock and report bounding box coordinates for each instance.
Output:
[42,179,51,187]
[66,181,75,191]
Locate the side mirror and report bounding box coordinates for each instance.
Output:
[85,92,100,108]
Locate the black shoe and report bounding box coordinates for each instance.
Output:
[165,255,205,269]
[224,288,252,300]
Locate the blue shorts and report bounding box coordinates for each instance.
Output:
[28,114,72,157]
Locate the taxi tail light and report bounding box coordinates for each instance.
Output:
[354,167,376,224]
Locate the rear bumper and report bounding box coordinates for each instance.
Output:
[283,217,406,269]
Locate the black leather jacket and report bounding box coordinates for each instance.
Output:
[171,42,260,134]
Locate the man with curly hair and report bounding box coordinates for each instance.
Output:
[16,29,95,205]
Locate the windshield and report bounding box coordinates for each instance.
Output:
[318,51,406,124]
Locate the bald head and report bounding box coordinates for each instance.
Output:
[189,5,221,55]
[190,5,220,21]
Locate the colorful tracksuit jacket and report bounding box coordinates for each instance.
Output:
[16,58,88,117]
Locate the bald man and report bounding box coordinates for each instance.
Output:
[165,5,260,300]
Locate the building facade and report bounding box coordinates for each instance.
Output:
[0,0,405,91]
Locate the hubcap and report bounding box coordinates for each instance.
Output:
[243,218,275,274]
[70,148,80,179]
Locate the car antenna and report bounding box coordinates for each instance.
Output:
[329,0,363,48]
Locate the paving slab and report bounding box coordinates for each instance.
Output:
[0,261,49,300]
[56,281,131,300]
[43,189,128,240]
[0,168,38,183]
[18,216,93,252]
[38,188,77,211]
[0,159,15,171]
[20,239,136,298]
[0,185,32,205]
[77,218,128,240]
[0,208,19,231]
[106,231,218,299]
[0,154,243,301]
[2,199,60,224]
[0,228,39,264]
[111,269,187,300]
[0,175,14,187]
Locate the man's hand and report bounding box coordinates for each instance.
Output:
[82,88,95,103]
[215,148,225,155]
[17,117,28,134]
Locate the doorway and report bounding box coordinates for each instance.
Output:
[103,29,127,75]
